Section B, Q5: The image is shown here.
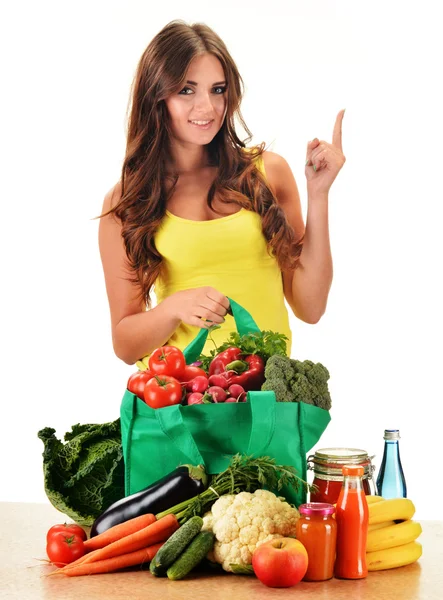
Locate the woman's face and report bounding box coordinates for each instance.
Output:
[165,53,228,146]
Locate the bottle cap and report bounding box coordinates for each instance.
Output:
[342,465,364,477]
[384,429,400,440]
[299,502,335,516]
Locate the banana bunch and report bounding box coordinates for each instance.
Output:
[365,495,422,571]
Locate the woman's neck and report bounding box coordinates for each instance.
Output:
[165,144,216,175]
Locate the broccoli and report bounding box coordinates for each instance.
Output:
[261,355,332,410]
[265,354,296,382]
[290,373,316,405]
[262,375,294,402]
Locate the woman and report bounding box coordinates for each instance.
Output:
[98,19,346,366]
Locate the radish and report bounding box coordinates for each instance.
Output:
[207,386,228,403]
[228,384,246,402]
[186,376,209,393]
[208,374,230,390]
[187,392,204,405]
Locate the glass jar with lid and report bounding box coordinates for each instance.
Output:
[296,502,337,581]
[307,447,376,504]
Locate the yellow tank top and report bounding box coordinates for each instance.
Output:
[152,154,292,356]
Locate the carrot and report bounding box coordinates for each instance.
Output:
[77,514,179,566]
[52,547,101,572]
[49,514,177,574]
[48,543,164,577]
[83,513,156,552]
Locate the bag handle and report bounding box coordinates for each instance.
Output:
[154,391,277,467]
[155,400,206,466]
[245,390,276,456]
[183,297,261,364]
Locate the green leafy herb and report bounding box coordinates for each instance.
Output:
[156,454,313,524]
[198,326,289,371]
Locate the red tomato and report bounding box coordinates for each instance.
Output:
[46,523,87,543]
[127,370,154,399]
[144,375,183,409]
[148,346,186,379]
[46,532,85,567]
[182,365,207,382]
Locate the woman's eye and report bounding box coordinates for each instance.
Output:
[178,86,227,95]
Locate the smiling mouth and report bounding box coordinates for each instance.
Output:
[188,120,214,129]
[189,119,213,124]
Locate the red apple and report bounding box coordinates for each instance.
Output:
[252,537,308,588]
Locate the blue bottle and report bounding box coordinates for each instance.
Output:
[376,429,407,498]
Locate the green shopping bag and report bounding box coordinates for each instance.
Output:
[120,298,331,507]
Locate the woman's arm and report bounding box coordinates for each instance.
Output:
[98,184,229,364]
[98,184,182,364]
[262,110,345,324]
[263,151,332,324]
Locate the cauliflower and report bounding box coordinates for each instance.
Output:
[201,489,300,572]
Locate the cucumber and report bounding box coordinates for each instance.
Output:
[149,515,203,576]
[167,531,215,580]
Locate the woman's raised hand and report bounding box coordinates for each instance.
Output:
[305,109,346,196]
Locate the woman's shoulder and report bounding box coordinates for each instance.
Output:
[251,149,289,199]
[239,146,287,199]
[261,149,288,172]
[243,145,287,174]
[102,181,123,215]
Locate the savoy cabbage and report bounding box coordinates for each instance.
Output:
[38,419,125,526]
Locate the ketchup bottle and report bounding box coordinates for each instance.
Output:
[334,465,369,579]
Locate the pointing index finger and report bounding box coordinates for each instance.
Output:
[332,109,345,151]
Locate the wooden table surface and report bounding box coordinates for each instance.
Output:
[1,502,441,600]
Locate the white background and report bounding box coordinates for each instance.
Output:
[1,1,442,518]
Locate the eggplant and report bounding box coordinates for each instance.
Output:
[89,464,208,537]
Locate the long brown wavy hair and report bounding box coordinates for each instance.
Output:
[100,19,304,309]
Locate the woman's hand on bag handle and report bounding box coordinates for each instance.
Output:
[166,287,230,329]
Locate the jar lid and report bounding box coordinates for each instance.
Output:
[307,448,375,481]
[342,465,364,476]
[314,448,369,462]
[299,502,336,516]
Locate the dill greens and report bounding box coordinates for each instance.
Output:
[156,454,313,524]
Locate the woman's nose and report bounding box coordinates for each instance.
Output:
[194,92,214,111]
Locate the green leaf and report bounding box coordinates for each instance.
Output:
[197,329,289,370]
[231,563,255,576]
[37,419,125,526]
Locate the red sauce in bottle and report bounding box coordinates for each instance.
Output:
[334,465,369,579]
